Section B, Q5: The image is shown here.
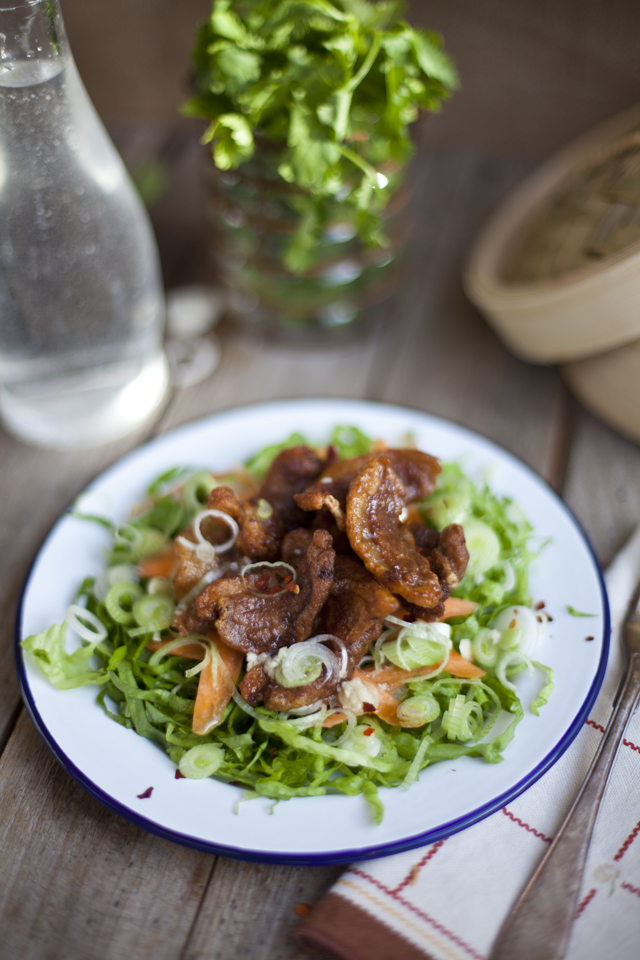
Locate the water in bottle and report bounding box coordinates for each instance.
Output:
[0,0,167,448]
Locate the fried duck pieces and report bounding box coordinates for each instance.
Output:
[240,554,399,711]
[188,529,335,654]
[346,455,468,611]
[207,445,326,561]
[295,449,441,531]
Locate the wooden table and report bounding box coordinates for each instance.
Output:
[2,124,639,960]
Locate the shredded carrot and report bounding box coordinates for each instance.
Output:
[192,636,243,736]
[360,650,485,691]
[137,546,177,580]
[438,597,478,620]
[322,711,348,728]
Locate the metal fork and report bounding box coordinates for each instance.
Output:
[489,587,640,960]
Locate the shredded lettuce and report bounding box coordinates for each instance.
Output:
[22,622,108,689]
[22,426,550,824]
[566,605,596,618]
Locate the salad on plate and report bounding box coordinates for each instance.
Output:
[22,426,553,821]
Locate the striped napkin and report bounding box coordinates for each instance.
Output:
[295,529,640,960]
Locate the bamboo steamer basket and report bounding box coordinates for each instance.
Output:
[464,105,640,364]
[562,340,640,444]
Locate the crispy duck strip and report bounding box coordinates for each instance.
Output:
[188,529,335,654]
[427,523,469,590]
[396,522,470,620]
[346,455,446,609]
[295,448,441,529]
[172,536,213,602]
[240,554,398,711]
[207,445,325,561]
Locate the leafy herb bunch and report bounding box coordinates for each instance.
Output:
[184,0,458,273]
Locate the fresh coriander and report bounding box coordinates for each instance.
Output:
[184,0,458,273]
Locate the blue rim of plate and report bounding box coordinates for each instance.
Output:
[14,399,611,866]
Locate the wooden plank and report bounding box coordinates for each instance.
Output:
[562,407,640,567]
[0,712,213,960]
[374,149,567,486]
[160,326,385,434]
[182,859,342,960]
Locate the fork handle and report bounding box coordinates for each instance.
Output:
[489,652,640,960]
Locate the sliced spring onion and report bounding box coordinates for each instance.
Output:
[182,471,217,517]
[231,686,269,721]
[285,704,328,729]
[270,640,339,689]
[241,561,297,596]
[382,620,451,672]
[324,708,357,745]
[495,649,531,692]
[178,743,224,779]
[463,518,501,578]
[146,576,174,596]
[458,638,473,661]
[105,582,144,625]
[400,735,432,790]
[175,510,239,562]
[491,605,541,657]
[93,563,139,602]
[327,636,348,679]
[114,524,167,562]
[341,722,383,757]
[172,568,223,621]
[256,498,273,519]
[287,700,326,717]
[148,634,209,667]
[132,594,176,632]
[441,693,484,741]
[194,509,238,554]
[184,638,217,679]
[500,560,516,593]
[423,491,470,527]
[471,627,501,667]
[66,604,108,643]
[396,693,440,727]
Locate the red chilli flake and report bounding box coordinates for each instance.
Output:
[363,727,375,737]
[175,769,186,779]
[535,601,546,610]
[295,903,312,918]
[362,702,376,713]
[586,636,595,642]
[229,781,243,787]
[137,787,153,799]
[509,618,517,630]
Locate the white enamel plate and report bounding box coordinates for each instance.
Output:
[16,400,609,865]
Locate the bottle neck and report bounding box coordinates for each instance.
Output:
[0,0,69,80]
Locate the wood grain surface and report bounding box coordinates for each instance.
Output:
[0,123,636,960]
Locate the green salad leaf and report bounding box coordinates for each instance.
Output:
[566,605,596,618]
[22,426,551,823]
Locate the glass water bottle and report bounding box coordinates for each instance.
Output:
[0,0,168,448]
